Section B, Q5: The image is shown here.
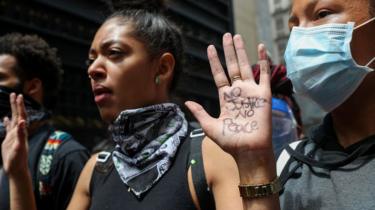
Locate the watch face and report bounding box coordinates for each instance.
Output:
[239,177,281,198]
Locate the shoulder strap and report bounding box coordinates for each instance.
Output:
[276,140,302,176]
[189,128,216,210]
[277,139,308,187]
[37,130,72,197]
[94,151,114,174]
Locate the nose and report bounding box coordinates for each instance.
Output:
[88,57,106,81]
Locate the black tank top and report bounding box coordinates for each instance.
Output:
[89,137,197,210]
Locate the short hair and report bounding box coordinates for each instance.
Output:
[0,33,63,109]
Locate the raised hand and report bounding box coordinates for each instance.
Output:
[186,34,272,159]
[1,93,29,176]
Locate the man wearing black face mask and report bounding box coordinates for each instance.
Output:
[0,33,89,210]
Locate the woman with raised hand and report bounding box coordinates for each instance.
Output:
[1,0,278,210]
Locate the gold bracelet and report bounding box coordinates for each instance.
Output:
[238,176,282,198]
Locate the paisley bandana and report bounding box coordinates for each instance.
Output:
[109,103,188,198]
[0,86,50,140]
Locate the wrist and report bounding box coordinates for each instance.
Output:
[8,167,31,181]
[234,149,277,184]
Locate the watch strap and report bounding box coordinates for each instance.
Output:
[238,176,282,198]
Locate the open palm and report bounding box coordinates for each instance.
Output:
[186,34,272,158]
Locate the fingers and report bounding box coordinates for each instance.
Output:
[16,95,27,123]
[209,35,270,90]
[233,34,253,81]
[207,45,230,91]
[258,44,271,89]
[8,93,28,130]
[223,33,242,83]
[9,93,18,127]
[185,101,215,133]
[17,120,27,147]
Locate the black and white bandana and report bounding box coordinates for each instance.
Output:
[109,103,188,198]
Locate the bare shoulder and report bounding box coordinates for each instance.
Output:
[80,154,98,187]
[202,137,238,183]
[66,154,98,210]
[202,137,242,210]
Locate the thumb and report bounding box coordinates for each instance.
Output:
[185,101,214,132]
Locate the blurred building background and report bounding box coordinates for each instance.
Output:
[0,0,325,149]
[0,0,235,149]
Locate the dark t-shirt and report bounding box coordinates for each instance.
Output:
[279,115,375,210]
[89,136,197,210]
[0,124,89,210]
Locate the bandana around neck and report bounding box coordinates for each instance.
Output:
[109,103,188,198]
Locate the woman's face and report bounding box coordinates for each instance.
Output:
[88,19,159,122]
[289,0,374,67]
[289,0,371,28]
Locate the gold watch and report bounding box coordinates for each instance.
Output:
[238,177,282,198]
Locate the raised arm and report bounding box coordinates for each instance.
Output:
[186,33,280,210]
[1,93,37,210]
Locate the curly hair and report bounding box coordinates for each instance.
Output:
[0,33,63,109]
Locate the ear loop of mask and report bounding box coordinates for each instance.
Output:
[365,57,375,67]
[354,17,375,30]
[353,17,375,68]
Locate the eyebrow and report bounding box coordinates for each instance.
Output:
[288,0,319,25]
[89,40,123,56]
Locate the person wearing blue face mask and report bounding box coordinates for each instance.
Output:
[190,0,375,209]
[275,0,375,209]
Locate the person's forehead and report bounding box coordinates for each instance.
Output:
[94,20,133,43]
[0,54,20,88]
[90,21,135,53]
[291,0,366,11]
[0,54,17,73]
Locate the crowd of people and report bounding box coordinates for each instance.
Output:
[0,0,374,209]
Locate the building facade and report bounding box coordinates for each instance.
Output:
[268,0,291,63]
[0,0,234,149]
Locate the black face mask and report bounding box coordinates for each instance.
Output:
[0,85,49,141]
[0,85,21,119]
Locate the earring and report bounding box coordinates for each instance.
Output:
[155,75,160,85]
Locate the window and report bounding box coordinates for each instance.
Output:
[275,17,284,31]
[274,0,282,10]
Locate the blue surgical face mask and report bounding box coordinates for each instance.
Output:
[284,18,375,112]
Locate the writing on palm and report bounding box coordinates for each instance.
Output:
[221,87,268,136]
